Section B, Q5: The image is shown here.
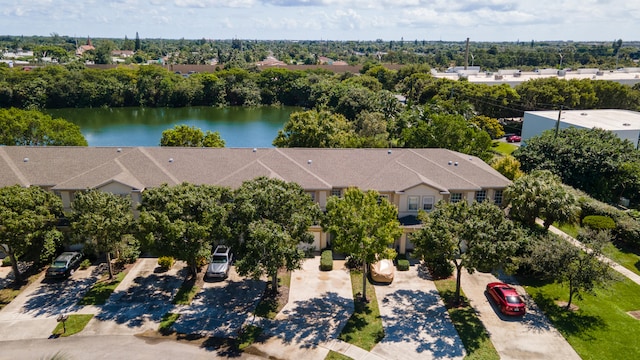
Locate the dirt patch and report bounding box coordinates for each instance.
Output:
[555,301,580,312]
[627,310,640,320]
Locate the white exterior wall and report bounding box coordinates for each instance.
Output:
[521,112,584,142]
[612,129,640,148]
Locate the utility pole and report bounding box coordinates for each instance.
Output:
[555,105,564,139]
[464,37,470,70]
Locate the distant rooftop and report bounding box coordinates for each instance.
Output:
[525,109,640,131]
[433,67,640,87]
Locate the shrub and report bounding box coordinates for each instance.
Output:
[2,256,11,267]
[396,259,410,271]
[115,234,140,266]
[157,256,175,271]
[79,258,91,270]
[424,257,454,279]
[582,215,616,230]
[615,216,640,247]
[577,194,624,221]
[320,250,333,271]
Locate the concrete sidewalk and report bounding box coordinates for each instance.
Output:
[371,264,465,360]
[545,222,640,286]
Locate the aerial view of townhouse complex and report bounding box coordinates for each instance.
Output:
[1,24,640,359]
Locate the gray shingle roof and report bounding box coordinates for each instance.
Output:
[0,147,511,192]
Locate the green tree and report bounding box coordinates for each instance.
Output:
[527,230,614,309]
[322,188,401,302]
[135,32,141,51]
[0,108,87,146]
[412,200,523,304]
[513,128,639,203]
[470,115,504,139]
[138,183,232,276]
[400,112,493,162]
[71,190,135,279]
[490,155,524,181]
[504,170,579,229]
[160,124,225,147]
[0,185,63,282]
[230,177,320,292]
[273,110,356,148]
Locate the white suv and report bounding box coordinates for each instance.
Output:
[205,245,233,279]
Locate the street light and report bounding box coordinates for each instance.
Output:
[470,53,475,67]
[559,52,564,69]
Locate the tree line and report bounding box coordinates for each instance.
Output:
[3,35,639,70]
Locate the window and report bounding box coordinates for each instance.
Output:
[450,193,462,203]
[494,190,503,205]
[53,190,62,199]
[408,196,419,211]
[422,196,435,211]
[475,190,487,203]
[331,189,342,197]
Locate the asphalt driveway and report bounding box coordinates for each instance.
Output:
[460,271,580,360]
[371,263,466,360]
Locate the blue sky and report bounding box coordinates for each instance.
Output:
[1,0,639,42]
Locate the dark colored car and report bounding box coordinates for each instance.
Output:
[205,245,233,279]
[506,135,522,142]
[486,282,526,316]
[46,252,83,279]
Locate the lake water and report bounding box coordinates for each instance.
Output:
[45,106,299,147]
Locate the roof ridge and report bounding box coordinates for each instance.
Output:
[274,148,332,188]
[136,147,180,185]
[0,147,30,186]
[216,149,270,184]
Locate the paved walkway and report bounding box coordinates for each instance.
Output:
[460,271,580,360]
[545,222,640,286]
[371,264,465,360]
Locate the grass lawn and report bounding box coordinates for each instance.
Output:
[237,324,263,350]
[78,271,126,305]
[337,270,383,351]
[325,350,354,360]
[434,277,499,360]
[601,242,640,277]
[158,312,181,335]
[491,141,518,156]
[554,222,640,276]
[52,314,94,337]
[172,278,200,305]
[519,275,640,360]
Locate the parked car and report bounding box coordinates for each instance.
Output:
[205,245,233,279]
[486,282,526,316]
[506,134,522,142]
[46,252,83,279]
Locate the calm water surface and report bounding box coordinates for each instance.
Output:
[46,107,299,147]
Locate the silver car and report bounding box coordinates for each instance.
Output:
[206,245,232,279]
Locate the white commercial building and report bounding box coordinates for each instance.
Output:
[521,109,640,148]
